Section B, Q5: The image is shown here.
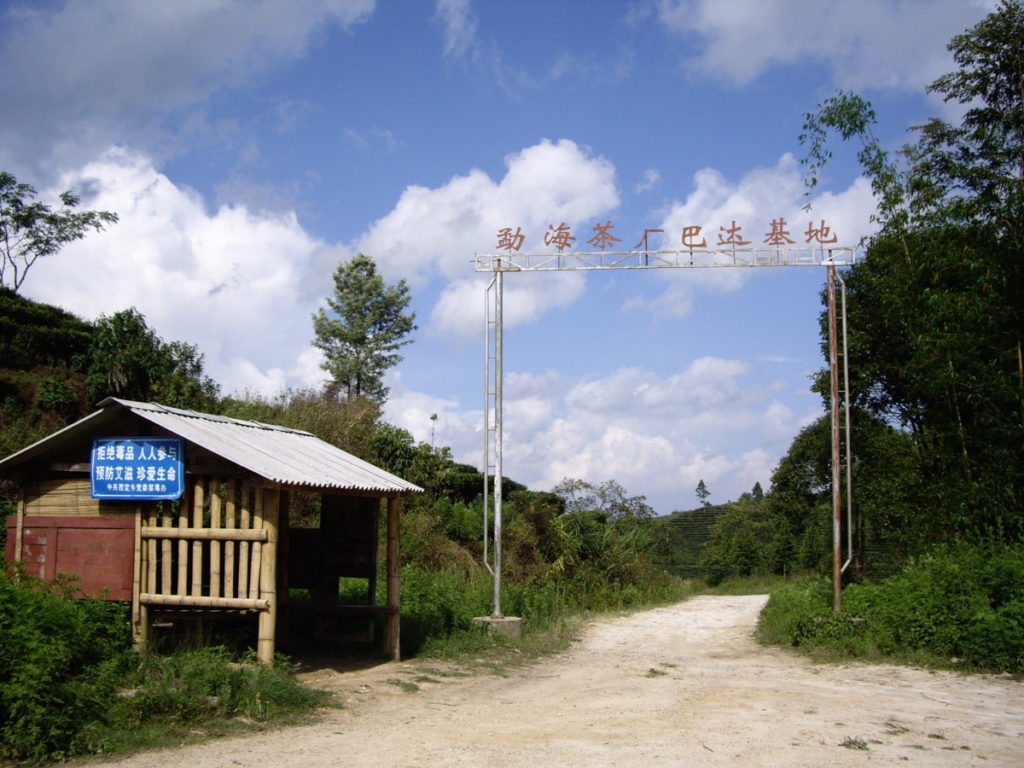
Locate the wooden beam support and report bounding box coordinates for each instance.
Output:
[13,487,25,567]
[385,496,401,661]
[140,526,268,542]
[132,505,149,650]
[141,593,269,610]
[257,487,279,665]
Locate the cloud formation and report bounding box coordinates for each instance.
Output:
[25,148,339,396]
[386,356,818,511]
[355,138,619,336]
[656,0,993,91]
[622,154,876,318]
[0,0,376,174]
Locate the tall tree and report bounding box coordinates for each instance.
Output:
[312,254,416,403]
[800,0,1024,540]
[0,172,117,292]
[695,479,710,508]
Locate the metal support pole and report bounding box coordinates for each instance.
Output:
[838,273,854,576]
[827,264,842,612]
[482,277,494,575]
[492,270,504,619]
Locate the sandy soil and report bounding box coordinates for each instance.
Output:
[82,595,1023,767]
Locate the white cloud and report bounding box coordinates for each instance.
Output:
[23,148,338,397]
[499,357,813,510]
[623,155,876,318]
[0,0,376,173]
[383,351,810,511]
[635,168,662,193]
[383,376,467,449]
[436,0,478,60]
[656,0,993,91]
[356,138,618,336]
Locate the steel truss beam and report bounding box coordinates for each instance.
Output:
[474,246,857,273]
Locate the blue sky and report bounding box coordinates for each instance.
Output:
[0,0,994,513]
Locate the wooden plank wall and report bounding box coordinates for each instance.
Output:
[23,477,128,517]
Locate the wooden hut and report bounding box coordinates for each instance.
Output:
[0,398,422,663]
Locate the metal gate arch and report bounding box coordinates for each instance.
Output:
[477,245,858,616]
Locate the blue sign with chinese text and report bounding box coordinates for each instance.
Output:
[90,437,185,500]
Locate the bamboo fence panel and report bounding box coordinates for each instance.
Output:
[136,477,269,606]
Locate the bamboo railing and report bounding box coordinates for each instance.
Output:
[135,477,280,662]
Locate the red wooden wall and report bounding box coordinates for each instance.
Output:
[4,515,135,600]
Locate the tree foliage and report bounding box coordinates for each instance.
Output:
[554,477,654,520]
[86,308,219,411]
[0,171,117,292]
[801,0,1024,542]
[312,254,416,404]
[695,479,710,508]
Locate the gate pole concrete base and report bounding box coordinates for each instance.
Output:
[473,616,523,639]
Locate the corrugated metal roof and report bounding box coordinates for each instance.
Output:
[0,398,422,496]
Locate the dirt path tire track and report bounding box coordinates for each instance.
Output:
[81,595,1024,767]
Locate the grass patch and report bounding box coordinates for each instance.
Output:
[385,679,420,693]
[701,573,800,596]
[839,736,869,750]
[78,649,331,758]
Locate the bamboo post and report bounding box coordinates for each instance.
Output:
[161,509,173,595]
[13,488,25,569]
[257,487,279,665]
[191,477,204,596]
[276,490,290,647]
[249,484,263,600]
[147,508,158,597]
[385,497,401,661]
[238,481,251,599]
[224,479,236,599]
[132,505,148,650]
[368,502,380,606]
[176,488,189,596]
[141,594,269,610]
[210,481,222,598]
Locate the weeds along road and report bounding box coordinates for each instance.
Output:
[81,595,1024,767]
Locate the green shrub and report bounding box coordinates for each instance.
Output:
[0,570,130,762]
[757,543,1024,672]
[398,566,491,654]
[0,570,327,763]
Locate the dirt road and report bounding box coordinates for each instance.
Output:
[85,595,1023,767]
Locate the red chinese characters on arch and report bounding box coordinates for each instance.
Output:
[495,219,841,252]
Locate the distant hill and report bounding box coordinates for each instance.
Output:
[0,288,95,458]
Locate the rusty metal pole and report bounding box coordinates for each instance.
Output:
[827,264,842,612]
